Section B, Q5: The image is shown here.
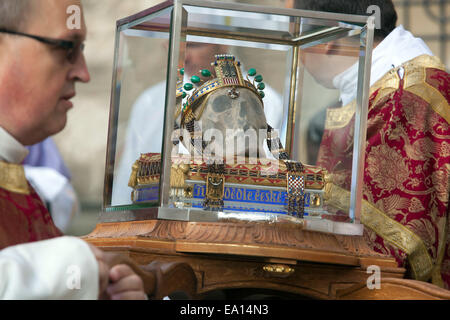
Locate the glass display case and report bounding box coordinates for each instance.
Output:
[102,0,375,235]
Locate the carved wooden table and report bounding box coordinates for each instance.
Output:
[84,219,450,300]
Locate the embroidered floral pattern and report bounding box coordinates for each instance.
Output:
[367,144,410,192]
[317,56,450,288]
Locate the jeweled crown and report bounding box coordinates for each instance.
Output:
[177,54,266,125]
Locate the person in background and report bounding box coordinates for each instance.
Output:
[23,137,79,233]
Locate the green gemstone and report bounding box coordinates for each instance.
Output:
[191,75,201,83]
[201,69,211,77]
[182,91,187,98]
[180,68,184,75]
[255,75,263,83]
[257,82,266,90]
[184,83,194,91]
[259,91,265,98]
[248,68,257,76]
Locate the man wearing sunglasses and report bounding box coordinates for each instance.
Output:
[0,0,146,299]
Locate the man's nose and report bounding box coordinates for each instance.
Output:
[69,53,91,83]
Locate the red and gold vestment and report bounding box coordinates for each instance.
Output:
[0,161,62,249]
[317,55,449,288]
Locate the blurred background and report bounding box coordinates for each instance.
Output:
[60,0,450,236]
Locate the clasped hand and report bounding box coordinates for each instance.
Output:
[88,244,147,300]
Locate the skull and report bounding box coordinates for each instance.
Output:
[198,86,268,159]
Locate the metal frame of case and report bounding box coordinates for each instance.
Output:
[101,0,375,235]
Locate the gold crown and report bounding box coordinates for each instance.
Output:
[178,54,266,125]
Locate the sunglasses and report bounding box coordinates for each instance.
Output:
[0,28,85,64]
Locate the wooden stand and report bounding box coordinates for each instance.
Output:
[84,219,450,300]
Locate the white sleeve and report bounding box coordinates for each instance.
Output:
[0,237,99,300]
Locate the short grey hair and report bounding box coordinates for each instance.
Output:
[0,0,34,30]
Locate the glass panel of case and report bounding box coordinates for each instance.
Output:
[103,0,374,235]
[108,7,172,207]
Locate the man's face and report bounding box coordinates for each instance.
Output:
[300,45,337,88]
[300,41,360,89]
[0,0,90,145]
